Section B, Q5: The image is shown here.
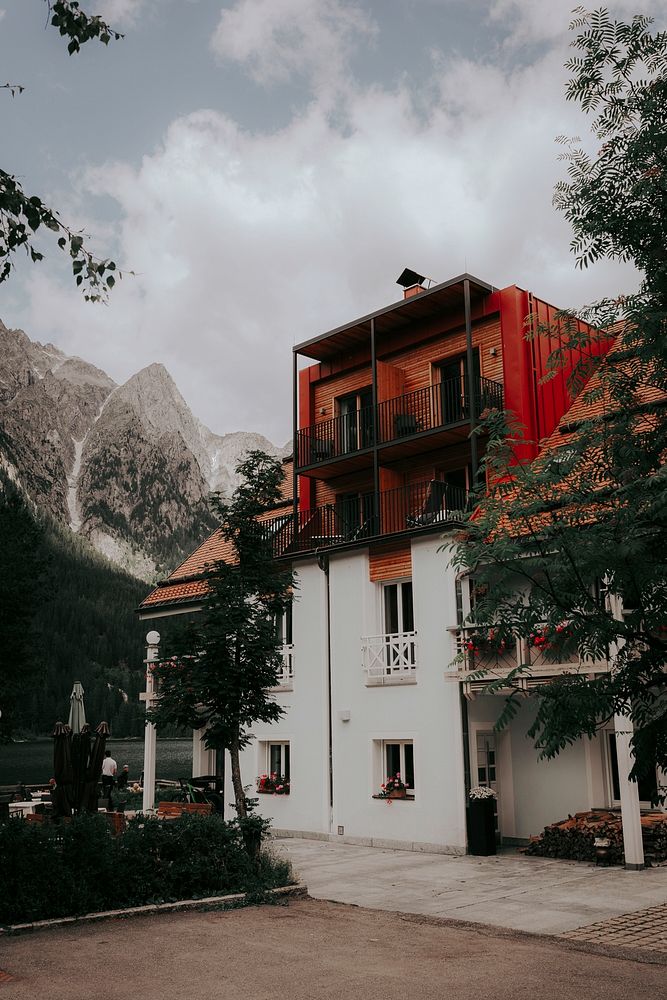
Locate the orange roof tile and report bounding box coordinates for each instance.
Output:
[140,466,296,613]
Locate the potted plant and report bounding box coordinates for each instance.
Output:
[256,773,290,795]
[467,785,497,856]
[377,773,407,800]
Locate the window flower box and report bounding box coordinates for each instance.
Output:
[375,773,413,802]
[256,773,290,795]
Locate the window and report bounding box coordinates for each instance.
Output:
[381,740,415,795]
[606,732,656,804]
[383,581,414,634]
[275,603,293,646]
[267,742,290,781]
[382,580,415,670]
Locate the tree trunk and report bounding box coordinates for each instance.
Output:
[229,734,247,819]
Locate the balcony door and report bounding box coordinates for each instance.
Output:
[438,349,480,425]
[337,491,376,540]
[475,731,500,841]
[338,388,373,454]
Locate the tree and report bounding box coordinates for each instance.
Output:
[0,466,48,741]
[1,2,124,301]
[148,451,294,821]
[453,8,667,791]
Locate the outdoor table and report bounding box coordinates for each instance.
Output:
[8,801,36,817]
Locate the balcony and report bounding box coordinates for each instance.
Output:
[295,376,503,474]
[261,479,469,558]
[269,644,294,691]
[362,631,418,685]
[448,625,611,698]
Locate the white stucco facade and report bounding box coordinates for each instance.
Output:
[228,529,633,853]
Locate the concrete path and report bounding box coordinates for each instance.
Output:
[276,837,667,935]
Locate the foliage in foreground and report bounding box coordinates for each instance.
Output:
[0,813,293,924]
[452,9,667,790]
[1,2,124,301]
[149,451,294,820]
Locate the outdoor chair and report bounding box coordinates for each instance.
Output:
[393,413,423,437]
[406,480,449,527]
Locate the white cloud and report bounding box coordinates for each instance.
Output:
[97,0,149,28]
[19,27,640,445]
[486,0,667,47]
[210,0,376,94]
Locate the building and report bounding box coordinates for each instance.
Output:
[139,271,658,860]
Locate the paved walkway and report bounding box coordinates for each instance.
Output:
[276,837,667,936]
[562,901,667,954]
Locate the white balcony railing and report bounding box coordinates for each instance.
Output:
[362,631,418,684]
[448,625,610,695]
[270,644,294,690]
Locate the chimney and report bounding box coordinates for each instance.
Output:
[396,268,427,300]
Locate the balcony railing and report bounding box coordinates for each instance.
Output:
[261,480,468,557]
[377,376,503,444]
[449,625,610,691]
[296,406,375,467]
[295,376,503,469]
[362,631,418,684]
[270,644,294,690]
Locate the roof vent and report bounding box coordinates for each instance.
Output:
[396,268,432,299]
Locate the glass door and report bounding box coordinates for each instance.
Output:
[438,350,480,425]
[475,731,500,841]
[338,388,374,453]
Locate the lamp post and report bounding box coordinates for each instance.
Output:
[140,630,160,813]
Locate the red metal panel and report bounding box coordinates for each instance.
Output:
[499,285,536,462]
[298,365,319,511]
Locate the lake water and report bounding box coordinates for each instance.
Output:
[0,738,194,787]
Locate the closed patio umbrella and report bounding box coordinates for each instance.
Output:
[68,680,87,733]
[52,722,74,818]
[71,724,92,813]
[81,721,110,813]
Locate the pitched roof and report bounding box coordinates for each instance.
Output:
[139,459,294,615]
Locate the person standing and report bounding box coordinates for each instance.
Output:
[117,764,130,790]
[101,750,117,801]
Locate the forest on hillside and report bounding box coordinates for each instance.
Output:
[0,468,162,739]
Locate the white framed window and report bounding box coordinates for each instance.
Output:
[275,603,293,646]
[266,741,290,781]
[383,580,414,635]
[374,739,415,797]
[604,730,657,807]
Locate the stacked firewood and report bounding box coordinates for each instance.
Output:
[525,810,667,865]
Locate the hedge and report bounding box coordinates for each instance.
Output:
[0,813,293,924]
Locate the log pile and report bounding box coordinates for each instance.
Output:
[525,810,667,865]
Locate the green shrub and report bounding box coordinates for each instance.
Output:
[0,814,293,924]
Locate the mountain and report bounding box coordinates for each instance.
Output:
[0,321,289,581]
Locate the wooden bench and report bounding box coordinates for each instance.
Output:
[156,801,213,819]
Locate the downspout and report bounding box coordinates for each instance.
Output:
[317,551,333,828]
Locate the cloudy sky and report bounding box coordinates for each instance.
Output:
[1,0,663,443]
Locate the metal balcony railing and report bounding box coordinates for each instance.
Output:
[362,631,418,682]
[377,376,503,444]
[264,479,469,557]
[295,376,503,469]
[296,406,375,467]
